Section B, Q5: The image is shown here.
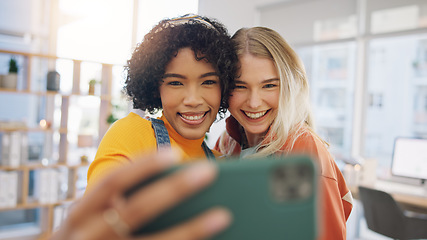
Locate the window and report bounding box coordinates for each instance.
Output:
[297,42,356,157]
[365,34,427,171]
[259,0,427,176]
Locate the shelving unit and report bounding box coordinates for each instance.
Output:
[0,162,89,239]
[0,49,121,239]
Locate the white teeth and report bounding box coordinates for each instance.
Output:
[181,114,203,121]
[244,111,267,119]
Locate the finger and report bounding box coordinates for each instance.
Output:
[120,162,217,229]
[66,210,124,240]
[140,207,232,240]
[101,149,181,195]
[67,149,180,227]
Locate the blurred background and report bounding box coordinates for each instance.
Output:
[0,0,426,239]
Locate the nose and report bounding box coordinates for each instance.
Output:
[247,90,262,109]
[183,85,203,107]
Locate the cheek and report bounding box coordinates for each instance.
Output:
[267,91,280,110]
[159,87,167,107]
[228,92,243,113]
[159,87,177,110]
[206,87,222,109]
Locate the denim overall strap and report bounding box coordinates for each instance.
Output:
[202,141,216,161]
[149,117,215,161]
[149,118,171,149]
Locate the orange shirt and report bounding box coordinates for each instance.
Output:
[215,116,353,240]
[87,111,219,192]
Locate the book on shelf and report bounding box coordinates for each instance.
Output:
[1,132,28,167]
[35,168,69,204]
[0,170,18,208]
[0,171,7,207]
[52,202,72,232]
[37,169,58,204]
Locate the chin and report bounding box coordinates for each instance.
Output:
[245,126,270,135]
[181,131,207,140]
[185,135,205,140]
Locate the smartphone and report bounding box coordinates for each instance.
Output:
[125,154,318,239]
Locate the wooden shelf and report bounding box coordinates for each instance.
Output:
[0,162,89,171]
[0,49,117,239]
[0,87,112,100]
[0,198,75,211]
[0,127,60,133]
[0,88,61,95]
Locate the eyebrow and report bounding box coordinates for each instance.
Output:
[201,72,219,78]
[162,72,219,79]
[162,73,184,79]
[235,78,280,84]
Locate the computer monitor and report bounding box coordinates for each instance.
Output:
[391,137,427,182]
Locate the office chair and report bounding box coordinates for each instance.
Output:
[358,186,427,240]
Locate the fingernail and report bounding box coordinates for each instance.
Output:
[204,208,232,235]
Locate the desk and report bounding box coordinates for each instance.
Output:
[348,180,427,240]
[351,180,427,213]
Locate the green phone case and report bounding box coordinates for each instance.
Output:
[126,154,318,239]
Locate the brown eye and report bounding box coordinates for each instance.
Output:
[202,80,217,85]
[167,81,182,86]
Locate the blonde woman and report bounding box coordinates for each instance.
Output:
[215,27,353,240]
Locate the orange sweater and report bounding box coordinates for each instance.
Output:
[87,112,219,191]
[215,116,353,240]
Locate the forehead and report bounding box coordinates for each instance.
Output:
[238,54,278,81]
[165,48,216,74]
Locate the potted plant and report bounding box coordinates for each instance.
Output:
[88,79,99,95]
[2,57,18,89]
[106,113,118,125]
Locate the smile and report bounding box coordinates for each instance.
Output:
[181,113,205,121]
[243,110,269,119]
[179,111,209,124]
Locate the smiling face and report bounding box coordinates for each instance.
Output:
[228,53,280,146]
[159,47,221,140]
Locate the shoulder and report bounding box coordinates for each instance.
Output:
[286,130,353,222]
[211,148,224,158]
[213,116,243,156]
[291,131,339,180]
[110,112,151,130]
[290,130,327,158]
[214,130,242,156]
[98,112,156,151]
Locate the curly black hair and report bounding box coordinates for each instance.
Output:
[124,14,238,119]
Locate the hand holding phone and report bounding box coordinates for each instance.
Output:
[125,154,318,240]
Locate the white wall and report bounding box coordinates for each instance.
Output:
[259,0,357,44]
[198,0,357,44]
[0,0,50,53]
[198,0,288,35]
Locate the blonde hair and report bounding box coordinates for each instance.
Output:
[231,27,326,157]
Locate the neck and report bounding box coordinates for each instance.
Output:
[245,131,267,148]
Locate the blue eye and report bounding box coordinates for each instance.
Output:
[264,84,278,88]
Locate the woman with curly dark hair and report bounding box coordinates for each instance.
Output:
[87,14,238,191]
